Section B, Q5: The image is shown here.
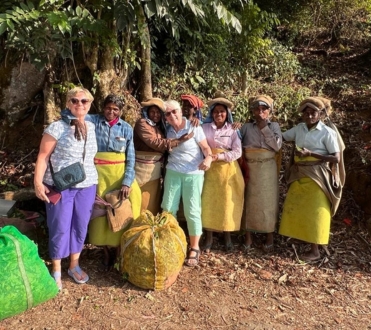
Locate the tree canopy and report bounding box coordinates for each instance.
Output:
[0,0,370,124]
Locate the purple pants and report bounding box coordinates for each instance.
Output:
[45,185,96,259]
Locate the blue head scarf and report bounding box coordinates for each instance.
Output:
[204,100,242,139]
[203,103,234,124]
[141,106,167,133]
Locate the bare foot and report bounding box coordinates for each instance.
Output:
[202,231,213,253]
[244,232,253,247]
[262,243,274,253]
[301,252,321,261]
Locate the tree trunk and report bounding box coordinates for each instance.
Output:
[0,59,46,124]
[241,70,249,95]
[118,30,131,91]
[97,44,118,107]
[43,52,59,125]
[84,42,99,74]
[136,3,152,101]
[43,69,58,125]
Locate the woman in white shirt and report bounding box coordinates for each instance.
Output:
[279,97,342,261]
[161,100,212,267]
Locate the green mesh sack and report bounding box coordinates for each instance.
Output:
[0,226,59,320]
[120,211,187,290]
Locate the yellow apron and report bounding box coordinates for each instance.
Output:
[89,152,141,247]
[279,156,331,244]
[201,149,244,232]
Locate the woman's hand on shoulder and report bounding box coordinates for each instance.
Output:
[232,122,242,130]
[190,118,200,127]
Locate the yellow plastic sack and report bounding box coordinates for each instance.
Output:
[120,211,187,290]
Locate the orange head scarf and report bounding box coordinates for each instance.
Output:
[181,94,204,120]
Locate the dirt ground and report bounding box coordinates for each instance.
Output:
[1,213,371,330]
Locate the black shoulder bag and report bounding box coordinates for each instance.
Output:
[49,132,87,191]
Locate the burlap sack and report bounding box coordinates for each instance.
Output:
[134,151,163,186]
[105,190,133,232]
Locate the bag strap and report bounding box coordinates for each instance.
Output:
[49,123,87,175]
[111,199,124,209]
[94,194,124,210]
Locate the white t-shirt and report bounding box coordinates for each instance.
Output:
[282,121,339,155]
[166,119,206,174]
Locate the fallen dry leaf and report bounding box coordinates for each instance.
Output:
[259,270,273,280]
[278,273,288,285]
[144,293,155,301]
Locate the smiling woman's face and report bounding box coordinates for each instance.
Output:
[212,104,228,128]
[103,102,121,121]
[148,106,162,123]
[165,107,182,126]
[68,91,92,119]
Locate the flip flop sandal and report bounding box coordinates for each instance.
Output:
[185,248,200,267]
[52,271,62,290]
[68,266,89,284]
[241,244,252,253]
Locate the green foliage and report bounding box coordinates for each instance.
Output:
[250,40,301,83]
[150,0,283,99]
[0,0,115,70]
[277,0,371,47]
[115,0,242,37]
[52,81,77,95]
[0,179,18,191]
[231,82,311,124]
[154,60,311,126]
[2,0,368,131]
[230,0,279,63]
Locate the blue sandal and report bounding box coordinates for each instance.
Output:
[52,271,62,290]
[68,266,89,284]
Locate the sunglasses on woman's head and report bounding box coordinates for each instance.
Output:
[165,109,177,117]
[70,98,90,105]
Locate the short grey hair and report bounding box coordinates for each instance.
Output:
[165,100,181,112]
